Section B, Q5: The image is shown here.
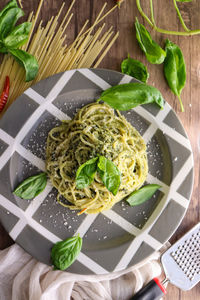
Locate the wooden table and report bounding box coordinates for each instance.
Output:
[0,0,199,299]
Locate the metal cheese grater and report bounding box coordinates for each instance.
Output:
[131,222,200,300]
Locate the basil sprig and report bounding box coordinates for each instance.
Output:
[76,156,121,196]
[13,172,47,200]
[121,56,149,83]
[0,0,38,81]
[164,39,186,112]
[99,83,164,110]
[135,18,166,64]
[126,184,161,206]
[51,235,82,270]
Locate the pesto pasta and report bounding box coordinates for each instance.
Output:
[46,102,148,214]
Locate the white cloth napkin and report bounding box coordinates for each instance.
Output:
[0,243,166,300]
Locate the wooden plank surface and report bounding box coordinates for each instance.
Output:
[0,0,199,299]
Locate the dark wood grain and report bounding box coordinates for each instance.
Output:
[0,0,199,299]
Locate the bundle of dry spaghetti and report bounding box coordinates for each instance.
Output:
[0,0,119,115]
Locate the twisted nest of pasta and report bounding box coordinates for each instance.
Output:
[46,102,148,214]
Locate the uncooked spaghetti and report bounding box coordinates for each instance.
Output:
[46,102,148,214]
[0,0,119,116]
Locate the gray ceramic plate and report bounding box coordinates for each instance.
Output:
[0,69,194,275]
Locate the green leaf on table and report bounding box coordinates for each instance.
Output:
[97,156,121,196]
[121,56,149,83]
[164,39,186,112]
[76,157,98,189]
[51,235,82,270]
[13,172,47,200]
[126,184,161,206]
[176,0,192,2]
[8,48,39,82]
[99,83,164,110]
[135,18,166,64]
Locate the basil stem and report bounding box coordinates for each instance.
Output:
[51,235,82,270]
[164,39,186,112]
[99,83,164,110]
[97,156,121,196]
[173,0,190,32]
[126,184,161,206]
[176,0,192,2]
[13,172,47,200]
[76,157,98,189]
[136,0,200,36]
[121,56,149,83]
[135,18,166,64]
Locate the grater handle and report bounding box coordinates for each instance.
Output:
[129,278,166,300]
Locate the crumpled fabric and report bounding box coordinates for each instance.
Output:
[0,243,166,300]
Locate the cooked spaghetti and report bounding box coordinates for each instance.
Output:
[46,102,148,214]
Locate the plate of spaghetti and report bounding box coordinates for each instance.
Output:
[0,68,194,274]
[46,102,148,214]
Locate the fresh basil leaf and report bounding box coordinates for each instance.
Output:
[0,41,7,53]
[0,7,24,40]
[13,172,47,200]
[3,22,31,48]
[135,18,166,64]
[121,56,149,83]
[164,39,186,112]
[97,156,121,196]
[99,83,164,110]
[51,235,82,270]
[8,48,38,81]
[0,0,18,20]
[126,184,161,206]
[76,157,98,189]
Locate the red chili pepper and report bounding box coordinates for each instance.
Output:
[0,76,10,113]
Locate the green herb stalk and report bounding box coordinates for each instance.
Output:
[136,0,200,36]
